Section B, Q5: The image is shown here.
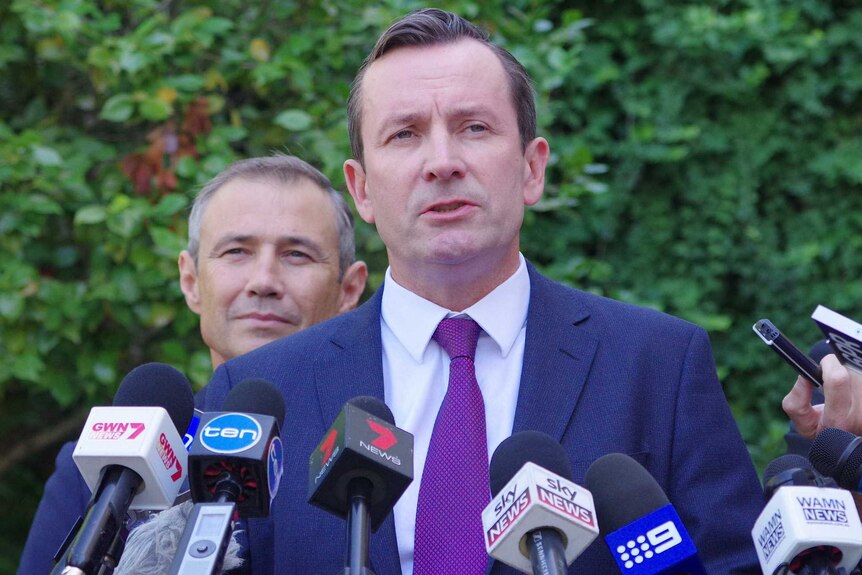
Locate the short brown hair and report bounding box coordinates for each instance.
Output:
[346,8,536,165]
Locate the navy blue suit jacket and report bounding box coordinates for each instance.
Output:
[18,265,764,574]
[197,265,764,574]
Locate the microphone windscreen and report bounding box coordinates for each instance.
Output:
[810,427,862,488]
[763,454,814,485]
[583,453,668,535]
[809,339,833,363]
[114,501,245,575]
[114,362,194,434]
[222,378,286,427]
[347,395,395,425]
[489,430,573,496]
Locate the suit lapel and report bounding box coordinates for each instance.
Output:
[313,286,386,426]
[312,285,403,575]
[490,265,598,575]
[512,263,597,443]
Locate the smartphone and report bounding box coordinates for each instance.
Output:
[753,319,823,387]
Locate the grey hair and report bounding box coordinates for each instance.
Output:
[347,8,536,166]
[187,155,356,279]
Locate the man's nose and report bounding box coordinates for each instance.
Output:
[246,251,284,298]
[422,130,466,182]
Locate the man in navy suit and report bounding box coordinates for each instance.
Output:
[200,8,765,575]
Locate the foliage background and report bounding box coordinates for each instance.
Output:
[2,0,861,571]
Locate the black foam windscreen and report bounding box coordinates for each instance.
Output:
[763,453,814,485]
[347,395,395,425]
[761,453,825,499]
[810,427,862,489]
[222,378,286,427]
[489,430,573,497]
[584,453,668,535]
[809,339,833,363]
[114,362,194,433]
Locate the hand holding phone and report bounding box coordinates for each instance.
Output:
[753,319,824,387]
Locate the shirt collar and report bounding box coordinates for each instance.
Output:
[381,254,530,362]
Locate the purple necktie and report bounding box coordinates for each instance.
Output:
[413,317,489,575]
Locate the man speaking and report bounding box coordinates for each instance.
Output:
[198,9,764,574]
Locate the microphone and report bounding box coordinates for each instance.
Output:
[810,427,862,492]
[186,378,285,515]
[115,379,283,575]
[482,430,599,575]
[169,378,286,574]
[752,454,862,574]
[55,362,194,575]
[308,396,413,575]
[584,452,707,575]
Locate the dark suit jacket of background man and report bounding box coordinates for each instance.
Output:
[197,262,765,574]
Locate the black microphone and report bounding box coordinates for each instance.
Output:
[308,396,413,575]
[482,430,598,575]
[811,427,862,493]
[187,378,285,514]
[752,454,862,574]
[170,378,285,575]
[53,363,194,575]
[584,453,707,575]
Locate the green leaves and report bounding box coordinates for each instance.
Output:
[2,0,862,564]
[274,109,313,131]
[100,94,135,122]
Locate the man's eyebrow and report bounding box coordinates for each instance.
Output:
[375,106,498,137]
[375,111,425,138]
[209,234,255,256]
[209,234,329,258]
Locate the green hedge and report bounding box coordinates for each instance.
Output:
[2,0,861,570]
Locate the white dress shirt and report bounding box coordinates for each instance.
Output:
[381,254,530,575]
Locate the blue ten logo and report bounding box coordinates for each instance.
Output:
[199,413,262,454]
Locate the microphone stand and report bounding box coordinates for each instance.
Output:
[527,529,567,575]
[343,477,375,575]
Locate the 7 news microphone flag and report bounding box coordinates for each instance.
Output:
[309,396,413,575]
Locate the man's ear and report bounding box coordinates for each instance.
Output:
[522,137,550,206]
[344,159,375,225]
[337,260,369,313]
[178,250,202,314]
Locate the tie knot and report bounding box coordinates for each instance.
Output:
[433,317,481,360]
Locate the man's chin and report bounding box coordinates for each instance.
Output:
[239,328,299,353]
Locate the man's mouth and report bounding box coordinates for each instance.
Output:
[430,202,467,213]
[240,313,291,323]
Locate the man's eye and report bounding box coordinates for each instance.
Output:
[222,247,246,256]
[393,129,414,140]
[285,250,311,260]
[467,124,486,133]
